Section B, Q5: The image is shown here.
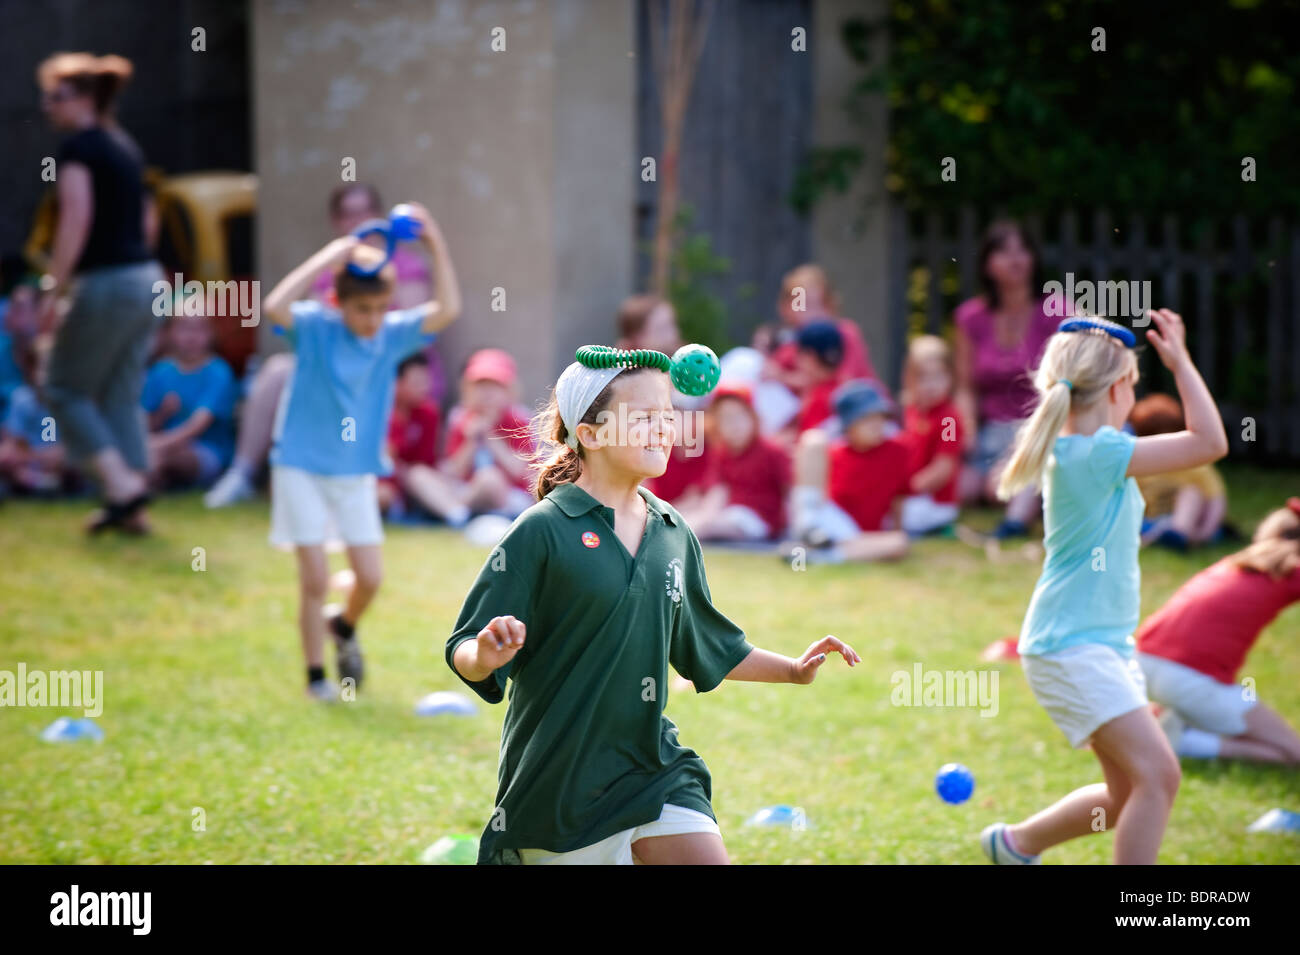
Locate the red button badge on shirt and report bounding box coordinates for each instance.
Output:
[582,531,600,548]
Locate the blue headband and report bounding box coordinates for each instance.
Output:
[1058,317,1137,348]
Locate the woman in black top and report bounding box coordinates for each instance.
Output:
[35,52,163,533]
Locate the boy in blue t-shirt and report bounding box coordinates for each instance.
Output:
[141,313,236,489]
[263,202,461,702]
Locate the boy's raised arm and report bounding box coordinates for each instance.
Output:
[262,236,359,327]
[404,203,462,334]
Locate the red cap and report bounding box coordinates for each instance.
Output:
[711,381,754,406]
[463,348,517,387]
[1287,497,1300,517]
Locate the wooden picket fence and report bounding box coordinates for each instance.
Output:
[888,204,1300,461]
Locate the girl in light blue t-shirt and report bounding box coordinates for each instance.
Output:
[980,310,1227,866]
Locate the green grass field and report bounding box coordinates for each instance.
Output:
[2,465,1297,864]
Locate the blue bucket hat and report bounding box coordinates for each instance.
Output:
[832,378,893,427]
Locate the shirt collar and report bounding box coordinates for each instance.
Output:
[547,482,676,525]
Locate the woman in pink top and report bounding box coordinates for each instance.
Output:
[205,183,439,508]
[953,221,1061,537]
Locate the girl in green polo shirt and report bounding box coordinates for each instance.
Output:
[447,346,859,865]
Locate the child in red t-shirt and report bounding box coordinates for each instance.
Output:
[791,319,844,436]
[676,383,792,541]
[785,379,911,563]
[898,335,963,535]
[393,348,534,527]
[1136,499,1300,764]
[377,353,441,518]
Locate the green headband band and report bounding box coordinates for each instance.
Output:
[575,345,671,373]
[575,343,721,397]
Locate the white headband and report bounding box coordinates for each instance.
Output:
[556,361,624,451]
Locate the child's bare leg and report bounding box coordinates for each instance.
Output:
[227,353,293,477]
[793,428,830,489]
[957,463,984,504]
[465,466,510,512]
[400,463,470,523]
[1090,707,1181,864]
[342,544,383,626]
[1168,485,1207,540]
[295,545,330,669]
[840,530,909,562]
[1219,704,1300,764]
[1003,486,1040,526]
[678,494,729,537]
[155,442,201,487]
[1009,747,1129,856]
[1192,494,1227,542]
[630,832,729,865]
[790,429,831,537]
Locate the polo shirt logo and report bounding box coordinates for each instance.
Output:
[581,531,600,548]
[665,558,684,604]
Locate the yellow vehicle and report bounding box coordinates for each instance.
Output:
[24,170,259,374]
[154,172,258,373]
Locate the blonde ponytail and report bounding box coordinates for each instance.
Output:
[997,382,1073,499]
[995,326,1139,500]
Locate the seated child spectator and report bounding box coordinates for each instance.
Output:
[1130,393,1227,550]
[141,312,236,489]
[786,379,911,563]
[429,348,534,525]
[898,335,963,535]
[675,382,792,541]
[763,264,877,391]
[793,319,845,435]
[377,352,441,518]
[1136,498,1300,764]
[0,336,78,496]
[1,257,38,418]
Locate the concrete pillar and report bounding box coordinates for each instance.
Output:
[251,0,634,405]
[810,0,893,386]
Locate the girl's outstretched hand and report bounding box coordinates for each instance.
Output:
[791,634,860,685]
[1145,308,1190,370]
[475,615,526,670]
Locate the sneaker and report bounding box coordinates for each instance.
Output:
[306,678,340,703]
[204,469,254,509]
[325,606,365,689]
[980,823,1041,865]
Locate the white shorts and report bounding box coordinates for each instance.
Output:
[1022,643,1149,749]
[806,498,863,544]
[516,803,720,865]
[718,504,771,541]
[1138,653,1256,736]
[900,494,959,535]
[269,465,383,548]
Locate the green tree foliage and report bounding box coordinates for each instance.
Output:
[799,0,1300,219]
